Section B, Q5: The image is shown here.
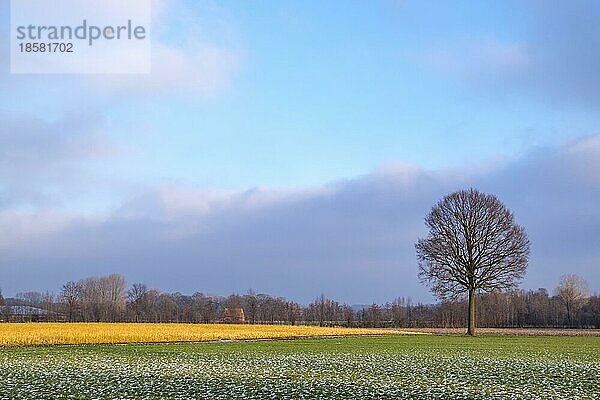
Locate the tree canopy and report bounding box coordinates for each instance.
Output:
[416,188,530,335]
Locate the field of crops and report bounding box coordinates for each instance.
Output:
[1,335,598,399]
[0,323,417,346]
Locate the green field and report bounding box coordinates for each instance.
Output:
[1,335,598,399]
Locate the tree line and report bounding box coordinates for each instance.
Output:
[1,273,598,328]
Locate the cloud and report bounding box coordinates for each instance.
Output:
[89,41,240,95]
[86,0,242,96]
[0,210,85,253]
[118,183,333,220]
[2,134,598,303]
[0,111,120,208]
[420,1,600,107]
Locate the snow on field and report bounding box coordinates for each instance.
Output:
[0,336,598,399]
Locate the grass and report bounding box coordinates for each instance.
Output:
[0,335,598,399]
[0,323,421,346]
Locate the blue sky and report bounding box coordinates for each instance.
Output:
[1,1,599,303]
[106,0,596,189]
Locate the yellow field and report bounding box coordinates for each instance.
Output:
[0,323,423,346]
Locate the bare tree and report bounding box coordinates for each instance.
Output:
[78,274,126,322]
[286,302,303,326]
[60,281,82,322]
[192,292,220,323]
[105,274,127,321]
[416,188,530,335]
[580,296,600,328]
[555,274,590,327]
[342,305,355,327]
[127,283,148,322]
[314,294,328,327]
[15,291,44,306]
[365,304,382,327]
[244,289,259,324]
[391,297,409,327]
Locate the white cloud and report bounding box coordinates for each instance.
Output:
[87,0,242,96]
[90,41,240,95]
[118,182,333,220]
[0,210,86,253]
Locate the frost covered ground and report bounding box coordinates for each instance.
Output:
[0,335,598,399]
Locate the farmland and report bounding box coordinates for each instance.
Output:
[0,323,417,347]
[1,334,598,399]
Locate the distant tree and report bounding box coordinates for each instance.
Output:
[224,294,243,309]
[127,283,148,322]
[172,292,194,322]
[318,294,327,327]
[555,274,590,327]
[307,294,333,327]
[78,274,127,322]
[365,304,382,327]
[192,292,220,323]
[15,291,44,307]
[416,188,530,335]
[143,289,161,322]
[342,305,355,327]
[391,297,409,327]
[580,296,600,328]
[60,281,82,322]
[0,288,4,306]
[286,302,303,326]
[244,289,259,324]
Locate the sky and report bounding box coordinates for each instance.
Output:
[0,0,599,304]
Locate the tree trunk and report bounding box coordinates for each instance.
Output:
[467,288,476,336]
